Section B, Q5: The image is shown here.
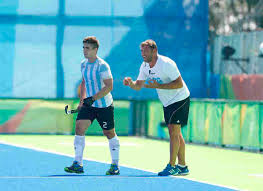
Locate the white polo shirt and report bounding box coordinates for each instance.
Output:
[137,54,190,107]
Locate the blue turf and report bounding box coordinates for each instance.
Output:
[0,143,236,191]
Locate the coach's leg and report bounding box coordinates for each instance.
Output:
[168,124,181,166]
[103,128,120,166]
[177,132,186,165]
[74,120,91,165]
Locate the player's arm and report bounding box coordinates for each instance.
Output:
[144,76,183,89]
[123,77,145,91]
[92,78,113,100]
[77,78,86,110]
[79,78,86,101]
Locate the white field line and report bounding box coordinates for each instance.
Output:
[248,174,263,178]
[58,141,138,146]
[0,176,160,179]
[0,141,239,190]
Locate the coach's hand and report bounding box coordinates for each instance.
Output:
[83,96,95,106]
[123,77,132,86]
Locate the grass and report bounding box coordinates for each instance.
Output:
[0,134,263,191]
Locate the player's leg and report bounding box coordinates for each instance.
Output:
[103,128,120,166]
[96,105,120,175]
[64,106,95,174]
[73,120,91,165]
[64,120,91,174]
[103,128,120,175]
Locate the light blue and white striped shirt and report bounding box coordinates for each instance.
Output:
[81,57,113,108]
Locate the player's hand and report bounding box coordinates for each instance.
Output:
[147,79,160,88]
[123,77,132,86]
[83,96,95,107]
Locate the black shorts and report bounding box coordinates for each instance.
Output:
[76,104,114,130]
[163,97,190,127]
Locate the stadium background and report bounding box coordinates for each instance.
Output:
[0,0,208,135]
[0,1,263,191]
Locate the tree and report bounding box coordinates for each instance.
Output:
[209,0,263,40]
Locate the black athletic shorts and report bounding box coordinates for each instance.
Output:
[76,104,114,130]
[163,97,190,127]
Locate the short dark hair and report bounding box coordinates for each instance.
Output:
[140,39,157,50]
[83,36,99,49]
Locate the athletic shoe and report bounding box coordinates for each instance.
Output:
[106,164,120,175]
[158,164,179,176]
[175,165,189,175]
[64,161,84,174]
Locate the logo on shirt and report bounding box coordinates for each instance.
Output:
[149,70,155,75]
[146,77,162,84]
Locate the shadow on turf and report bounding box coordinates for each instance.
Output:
[46,174,162,178]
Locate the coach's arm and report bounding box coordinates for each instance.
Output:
[144,76,183,89]
[123,77,145,91]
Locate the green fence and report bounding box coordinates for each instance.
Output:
[147,99,263,151]
[0,99,130,135]
[0,99,74,134]
[1,98,262,151]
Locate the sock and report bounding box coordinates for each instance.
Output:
[74,135,85,165]
[108,135,120,166]
[177,164,186,168]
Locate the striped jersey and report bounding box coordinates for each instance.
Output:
[81,57,113,108]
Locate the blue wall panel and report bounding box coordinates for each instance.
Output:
[0,0,208,99]
[12,25,56,98]
[0,25,16,97]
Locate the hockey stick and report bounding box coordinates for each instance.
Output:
[65,105,78,114]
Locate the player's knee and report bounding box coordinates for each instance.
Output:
[103,129,116,139]
[75,128,84,136]
[75,121,87,135]
[103,130,110,137]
